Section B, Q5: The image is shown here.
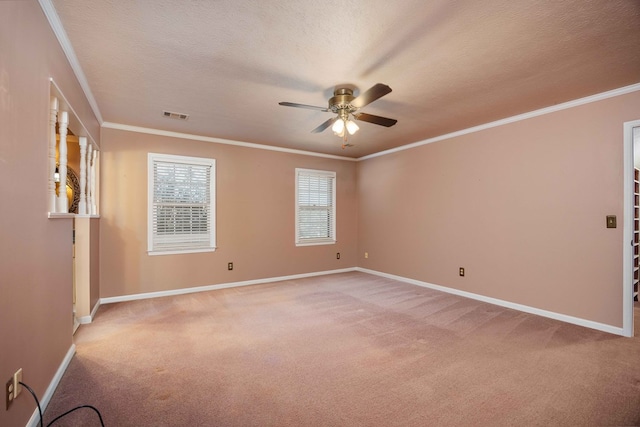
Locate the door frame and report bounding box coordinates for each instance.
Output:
[623,119,640,337]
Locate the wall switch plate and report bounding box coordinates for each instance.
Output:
[228,262,233,271]
[336,252,340,259]
[606,215,617,228]
[459,267,465,277]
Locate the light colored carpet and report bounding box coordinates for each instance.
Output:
[44,272,640,426]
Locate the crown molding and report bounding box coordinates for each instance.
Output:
[39,0,103,124]
[101,122,357,161]
[358,82,640,161]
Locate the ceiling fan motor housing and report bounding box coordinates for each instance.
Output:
[328,88,357,114]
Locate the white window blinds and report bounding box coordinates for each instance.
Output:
[148,153,216,254]
[295,168,336,246]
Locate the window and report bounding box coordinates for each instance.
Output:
[295,168,336,246]
[148,153,216,255]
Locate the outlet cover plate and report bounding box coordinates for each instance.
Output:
[13,368,22,398]
[6,377,13,410]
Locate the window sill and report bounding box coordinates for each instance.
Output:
[148,247,217,256]
[296,240,336,247]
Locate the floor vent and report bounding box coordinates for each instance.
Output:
[162,110,189,120]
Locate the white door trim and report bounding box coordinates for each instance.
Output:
[623,120,640,337]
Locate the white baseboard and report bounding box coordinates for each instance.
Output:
[356,267,625,336]
[78,300,101,324]
[100,266,623,335]
[90,299,101,320]
[100,268,358,305]
[26,344,76,427]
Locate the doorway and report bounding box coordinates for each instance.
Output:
[623,120,640,337]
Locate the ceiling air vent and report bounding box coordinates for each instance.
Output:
[162,110,189,120]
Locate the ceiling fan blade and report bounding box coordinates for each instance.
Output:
[279,102,329,112]
[311,117,338,133]
[350,83,392,109]
[353,112,397,127]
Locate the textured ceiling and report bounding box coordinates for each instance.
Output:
[50,0,640,158]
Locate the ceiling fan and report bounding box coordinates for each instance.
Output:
[279,83,397,148]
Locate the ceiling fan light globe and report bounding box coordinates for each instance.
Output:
[346,120,359,135]
[331,118,345,134]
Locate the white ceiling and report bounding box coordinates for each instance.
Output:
[50,0,640,158]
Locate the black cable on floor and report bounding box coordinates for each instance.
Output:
[46,405,105,426]
[19,381,105,427]
[18,382,43,427]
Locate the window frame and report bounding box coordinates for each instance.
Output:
[147,153,216,255]
[295,168,336,247]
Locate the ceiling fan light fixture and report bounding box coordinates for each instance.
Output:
[331,118,345,134]
[279,83,396,148]
[346,119,359,135]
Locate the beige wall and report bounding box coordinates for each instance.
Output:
[0,1,100,426]
[99,128,357,297]
[358,91,640,328]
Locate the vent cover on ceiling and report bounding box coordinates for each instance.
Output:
[162,110,189,120]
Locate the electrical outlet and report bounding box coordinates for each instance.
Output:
[6,377,13,410]
[459,267,465,277]
[228,262,233,271]
[336,252,340,259]
[5,368,21,410]
[364,252,368,259]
